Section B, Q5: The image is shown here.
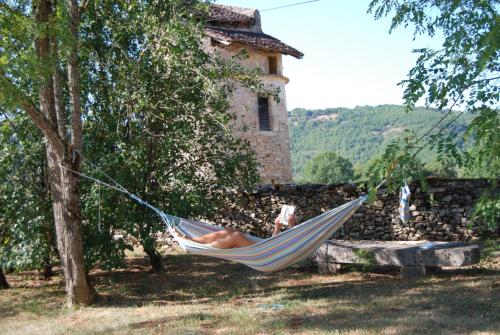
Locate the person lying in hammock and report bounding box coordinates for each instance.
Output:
[178,214,297,249]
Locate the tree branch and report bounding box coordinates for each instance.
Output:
[0,73,66,154]
[67,0,83,157]
[473,76,500,83]
[0,3,30,19]
[79,0,90,15]
[0,110,21,134]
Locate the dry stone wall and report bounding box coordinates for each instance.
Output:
[213,178,499,241]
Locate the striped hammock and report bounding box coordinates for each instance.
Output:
[58,156,368,272]
[159,196,368,272]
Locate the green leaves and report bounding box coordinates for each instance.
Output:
[471,185,500,233]
[289,105,472,180]
[369,0,499,231]
[463,107,500,179]
[364,130,428,196]
[77,0,263,269]
[301,152,355,184]
[1,0,266,272]
[0,113,54,271]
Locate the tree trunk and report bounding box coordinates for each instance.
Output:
[0,267,10,289]
[67,0,83,153]
[33,0,94,306]
[40,141,56,279]
[42,256,54,279]
[144,246,163,272]
[48,151,95,305]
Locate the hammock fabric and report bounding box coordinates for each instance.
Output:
[163,196,368,272]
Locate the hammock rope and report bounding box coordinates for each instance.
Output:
[60,152,368,272]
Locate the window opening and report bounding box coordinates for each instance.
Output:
[268,56,278,75]
[258,96,271,131]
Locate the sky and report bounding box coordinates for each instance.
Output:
[215,0,443,110]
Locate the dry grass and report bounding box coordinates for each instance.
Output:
[1,247,499,335]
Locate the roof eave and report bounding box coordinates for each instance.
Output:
[205,28,304,59]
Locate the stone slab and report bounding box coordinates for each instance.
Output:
[401,265,427,280]
[318,262,342,275]
[316,240,480,267]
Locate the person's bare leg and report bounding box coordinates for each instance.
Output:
[190,229,234,244]
[211,231,255,249]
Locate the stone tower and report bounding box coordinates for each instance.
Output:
[205,4,303,184]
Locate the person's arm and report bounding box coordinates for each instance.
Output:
[272,214,297,236]
[272,217,283,236]
[287,213,297,228]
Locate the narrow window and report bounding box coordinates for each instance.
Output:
[268,56,278,75]
[258,96,271,131]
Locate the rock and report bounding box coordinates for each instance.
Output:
[443,224,454,232]
[442,195,453,202]
[439,209,450,216]
[342,183,357,193]
[428,187,446,193]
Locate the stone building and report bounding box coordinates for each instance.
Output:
[204,4,303,184]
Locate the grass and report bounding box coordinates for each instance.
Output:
[1,246,499,335]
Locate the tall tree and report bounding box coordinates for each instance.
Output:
[1,1,94,305]
[78,0,267,271]
[366,0,499,229]
[2,0,270,278]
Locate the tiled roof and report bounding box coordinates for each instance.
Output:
[208,4,256,25]
[206,27,304,59]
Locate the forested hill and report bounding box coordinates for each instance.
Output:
[289,105,472,179]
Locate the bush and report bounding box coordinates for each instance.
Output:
[302,152,355,184]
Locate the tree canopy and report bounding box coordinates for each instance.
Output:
[0,113,55,275]
[77,0,268,271]
[289,105,471,179]
[301,152,355,184]
[0,0,269,303]
[366,0,499,228]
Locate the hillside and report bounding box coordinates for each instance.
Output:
[289,105,472,179]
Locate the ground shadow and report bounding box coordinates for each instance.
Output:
[3,252,499,334]
[91,254,316,307]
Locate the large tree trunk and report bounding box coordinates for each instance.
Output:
[47,150,95,305]
[34,0,94,306]
[0,267,10,289]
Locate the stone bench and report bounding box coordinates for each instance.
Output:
[316,240,480,279]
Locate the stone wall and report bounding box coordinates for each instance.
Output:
[213,178,499,241]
